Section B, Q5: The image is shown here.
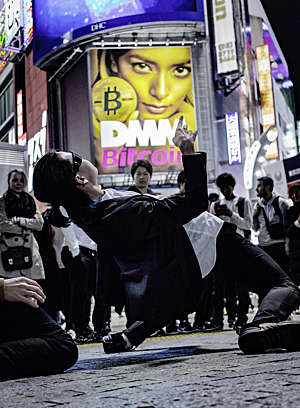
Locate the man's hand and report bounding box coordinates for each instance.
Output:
[173,116,197,155]
[253,203,261,217]
[215,205,232,217]
[3,277,46,308]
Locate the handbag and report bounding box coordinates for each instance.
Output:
[1,235,33,272]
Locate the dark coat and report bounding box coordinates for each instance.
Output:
[285,202,300,284]
[68,153,208,326]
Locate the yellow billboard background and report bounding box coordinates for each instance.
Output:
[90,47,195,174]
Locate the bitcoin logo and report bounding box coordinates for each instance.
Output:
[104,86,121,115]
[92,77,137,122]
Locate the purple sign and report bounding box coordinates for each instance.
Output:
[33,0,204,66]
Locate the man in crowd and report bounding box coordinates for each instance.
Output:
[210,173,253,331]
[253,176,290,272]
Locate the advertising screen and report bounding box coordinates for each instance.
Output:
[90,47,195,174]
[33,0,204,64]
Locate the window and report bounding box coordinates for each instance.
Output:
[0,81,13,126]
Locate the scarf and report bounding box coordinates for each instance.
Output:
[4,190,36,218]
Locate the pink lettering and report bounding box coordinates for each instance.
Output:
[169,146,175,164]
[119,147,127,167]
[102,149,118,166]
[151,150,168,165]
[137,150,151,160]
[127,148,138,166]
[176,150,182,164]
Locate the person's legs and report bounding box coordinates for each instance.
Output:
[216,227,300,353]
[0,303,78,381]
[193,274,214,329]
[259,243,289,275]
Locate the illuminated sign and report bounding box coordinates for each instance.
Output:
[16,90,24,144]
[225,112,241,165]
[90,47,195,174]
[243,141,261,189]
[22,0,33,48]
[28,110,47,192]
[32,0,204,65]
[256,44,275,130]
[5,0,20,45]
[212,0,238,75]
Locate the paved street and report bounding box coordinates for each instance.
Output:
[1,314,300,408]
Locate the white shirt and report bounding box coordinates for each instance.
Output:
[102,188,224,278]
[60,207,97,257]
[210,196,253,236]
[253,193,290,246]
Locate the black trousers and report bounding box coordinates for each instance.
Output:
[259,242,289,275]
[61,246,98,334]
[0,302,78,381]
[123,224,300,347]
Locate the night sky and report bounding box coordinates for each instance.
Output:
[261,0,300,120]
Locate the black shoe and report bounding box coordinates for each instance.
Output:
[102,332,131,354]
[94,324,112,341]
[202,321,223,332]
[233,319,247,335]
[238,321,300,354]
[178,321,193,333]
[192,323,206,332]
[165,324,178,334]
[75,331,98,345]
[150,328,166,337]
[228,320,235,328]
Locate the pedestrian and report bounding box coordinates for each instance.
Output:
[0,170,45,283]
[0,276,78,381]
[210,173,252,331]
[128,159,156,195]
[33,118,300,355]
[253,176,290,272]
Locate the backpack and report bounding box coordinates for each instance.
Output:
[261,196,285,240]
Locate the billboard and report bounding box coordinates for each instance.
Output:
[90,47,195,174]
[32,0,204,65]
[212,0,238,75]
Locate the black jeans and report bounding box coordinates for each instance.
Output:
[259,242,289,275]
[0,302,78,381]
[123,224,300,347]
[61,246,98,334]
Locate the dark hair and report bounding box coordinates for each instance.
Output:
[33,152,92,225]
[7,169,27,187]
[130,160,153,178]
[289,184,300,198]
[257,176,274,191]
[177,170,185,187]
[216,173,236,189]
[208,192,219,202]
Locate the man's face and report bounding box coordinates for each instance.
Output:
[133,166,151,190]
[256,180,266,198]
[291,187,300,203]
[220,184,234,200]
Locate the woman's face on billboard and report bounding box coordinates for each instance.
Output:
[111,47,192,121]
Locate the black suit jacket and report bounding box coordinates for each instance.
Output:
[69,153,208,324]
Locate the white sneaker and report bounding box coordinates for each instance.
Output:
[66,329,76,340]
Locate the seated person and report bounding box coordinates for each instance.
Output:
[33,118,300,355]
[0,277,78,381]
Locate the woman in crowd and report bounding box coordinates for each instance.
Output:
[0,170,44,283]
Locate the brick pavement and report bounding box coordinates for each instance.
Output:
[1,316,300,407]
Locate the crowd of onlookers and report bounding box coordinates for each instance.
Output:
[1,161,300,344]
